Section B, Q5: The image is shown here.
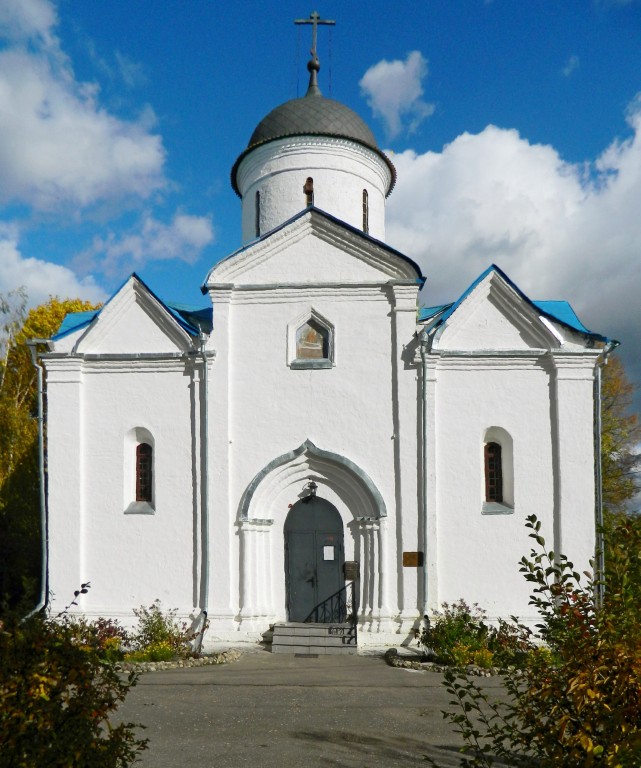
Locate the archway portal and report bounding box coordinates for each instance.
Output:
[284,497,345,622]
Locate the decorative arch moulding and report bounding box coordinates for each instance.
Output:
[238,439,387,521]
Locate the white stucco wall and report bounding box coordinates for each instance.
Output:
[203,220,421,638]
[46,284,203,627]
[236,137,391,243]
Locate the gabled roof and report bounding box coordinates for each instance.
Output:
[52,273,212,341]
[418,264,609,343]
[202,205,425,290]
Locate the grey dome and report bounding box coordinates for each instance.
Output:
[231,90,396,197]
[247,94,378,150]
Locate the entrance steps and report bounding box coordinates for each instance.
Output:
[265,622,357,655]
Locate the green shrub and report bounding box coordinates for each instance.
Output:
[126,600,196,661]
[428,514,641,767]
[0,588,147,767]
[418,599,528,668]
[419,599,491,665]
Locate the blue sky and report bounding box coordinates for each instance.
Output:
[1,0,641,407]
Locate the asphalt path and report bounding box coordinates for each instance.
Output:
[116,650,511,767]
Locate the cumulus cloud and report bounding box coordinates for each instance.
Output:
[76,213,215,277]
[0,1,166,211]
[0,232,106,306]
[0,0,57,46]
[386,95,641,400]
[360,51,435,139]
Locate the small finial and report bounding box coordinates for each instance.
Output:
[294,11,335,97]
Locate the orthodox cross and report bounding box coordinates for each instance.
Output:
[294,10,335,61]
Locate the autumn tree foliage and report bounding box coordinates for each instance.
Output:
[0,293,100,610]
[600,353,641,514]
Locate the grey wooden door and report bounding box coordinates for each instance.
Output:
[284,497,344,622]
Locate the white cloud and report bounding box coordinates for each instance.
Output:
[0,2,166,211]
[386,95,641,394]
[0,233,106,306]
[0,0,57,46]
[76,212,215,277]
[360,51,435,139]
[562,55,580,77]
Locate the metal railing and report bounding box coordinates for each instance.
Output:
[304,580,358,644]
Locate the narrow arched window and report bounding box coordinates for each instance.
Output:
[484,442,503,503]
[362,189,369,234]
[304,177,314,207]
[255,190,261,237]
[136,443,153,503]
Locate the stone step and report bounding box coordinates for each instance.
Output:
[269,622,357,654]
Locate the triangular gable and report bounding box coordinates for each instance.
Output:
[426,265,605,352]
[203,207,424,288]
[69,274,198,355]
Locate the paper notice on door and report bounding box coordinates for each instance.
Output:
[323,545,335,561]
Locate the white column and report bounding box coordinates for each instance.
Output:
[45,359,85,614]
[206,286,236,627]
[238,518,273,623]
[424,356,439,614]
[551,353,599,576]
[389,282,421,625]
[238,520,255,619]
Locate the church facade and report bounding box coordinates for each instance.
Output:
[43,48,608,648]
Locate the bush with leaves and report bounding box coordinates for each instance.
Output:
[419,600,491,666]
[0,588,147,767]
[418,600,530,670]
[429,514,641,767]
[125,599,197,662]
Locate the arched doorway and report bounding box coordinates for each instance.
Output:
[284,497,345,622]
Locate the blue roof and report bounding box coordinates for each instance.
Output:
[417,265,608,342]
[53,310,100,339]
[417,304,453,323]
[52,274,212,340]
[531,300,592,335]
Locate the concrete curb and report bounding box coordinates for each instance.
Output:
[384,647,503,677]
[116,648,242,673]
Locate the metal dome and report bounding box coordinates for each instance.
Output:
[247,93,378,150]
[231,90,396,198]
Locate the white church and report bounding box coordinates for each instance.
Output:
[43,25,609,650]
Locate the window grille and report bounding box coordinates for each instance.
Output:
[484,442,503,503]
[255,190,261,237]
[136,443,153,502]
[362,189,369,233]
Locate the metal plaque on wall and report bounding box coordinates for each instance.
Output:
[343,561,360,580]
[402,551,424,567]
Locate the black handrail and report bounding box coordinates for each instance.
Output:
[304,581,358,645]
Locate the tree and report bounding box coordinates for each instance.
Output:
[0,294,100,610]
[600,353,641,515]
[433,515,641,768]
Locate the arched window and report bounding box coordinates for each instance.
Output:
[255,190,261,237]
[303,176,314,207]
[362,189,369,234]
[484,442,503,503]
[136,443,153,503]
[482,427,514,514]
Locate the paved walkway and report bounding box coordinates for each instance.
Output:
[116,648,509,767]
